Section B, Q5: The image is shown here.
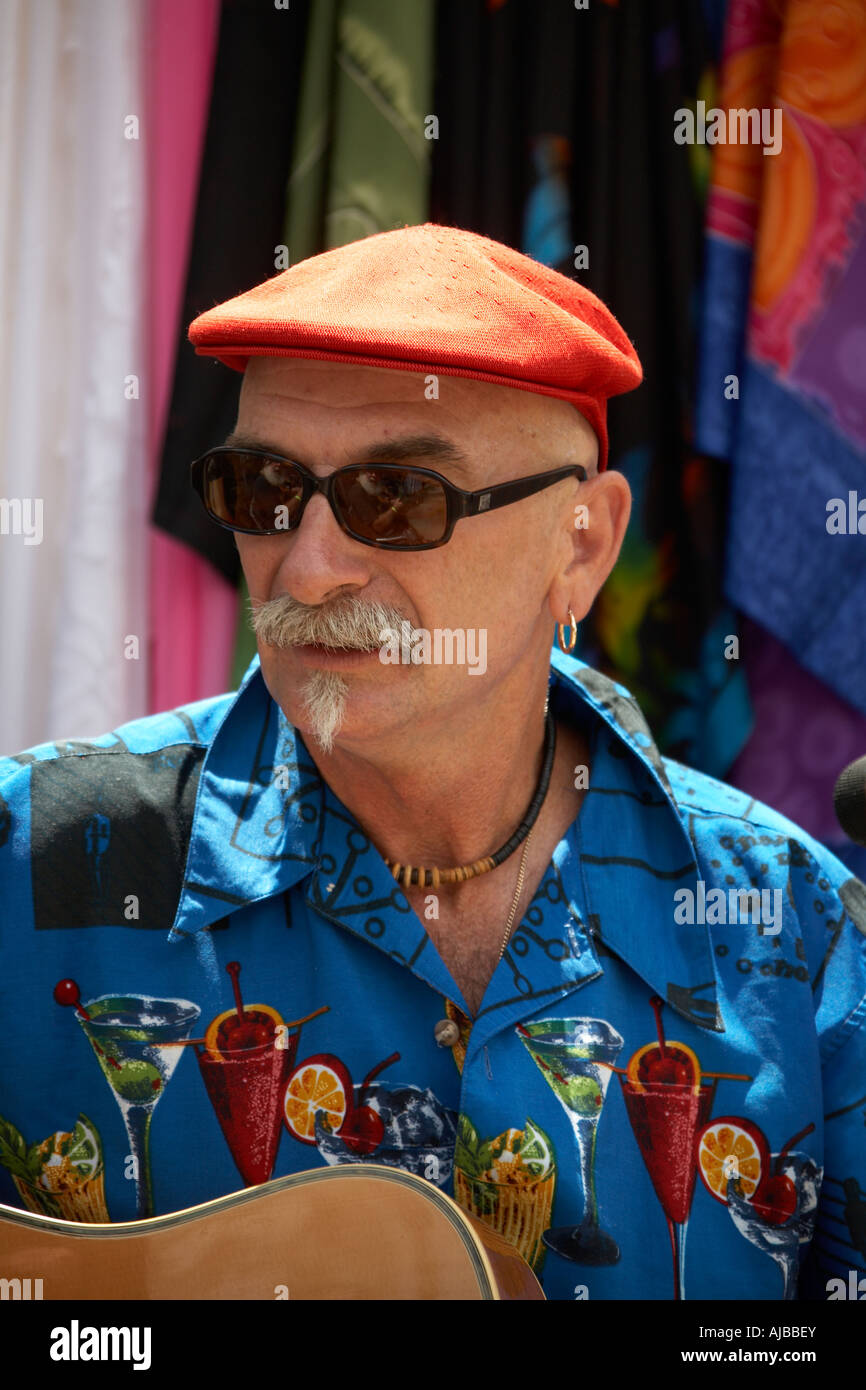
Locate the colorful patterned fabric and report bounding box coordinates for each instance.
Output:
[1,653,864,1299]
[695,0,866,717]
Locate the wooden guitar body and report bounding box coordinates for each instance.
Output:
[0,1164,545,1301]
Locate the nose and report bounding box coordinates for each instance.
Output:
[272,491,376,606]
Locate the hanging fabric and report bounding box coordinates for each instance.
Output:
[229,0,436,685]
[696,0,866,863]
[430,0,751,778]
[696,0,866,718]
[151,0,311,586]
[144,0,236,715]
[0,0,148,754]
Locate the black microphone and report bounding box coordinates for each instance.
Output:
[834,755,866,847]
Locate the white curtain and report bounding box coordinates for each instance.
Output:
[0,0,148,754]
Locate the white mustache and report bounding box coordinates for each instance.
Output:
[250,594,410,650]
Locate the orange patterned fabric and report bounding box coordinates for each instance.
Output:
[706,0,866,372]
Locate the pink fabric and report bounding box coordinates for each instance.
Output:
[145,0,237,714]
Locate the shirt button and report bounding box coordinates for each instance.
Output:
[434,1019,461,1048]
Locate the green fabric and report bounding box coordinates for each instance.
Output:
[231,0,434,688]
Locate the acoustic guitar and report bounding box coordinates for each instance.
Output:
[0,1164,545,1300]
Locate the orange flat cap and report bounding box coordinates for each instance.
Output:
[188,223,642,470]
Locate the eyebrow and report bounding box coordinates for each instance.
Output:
[221,431,473,477]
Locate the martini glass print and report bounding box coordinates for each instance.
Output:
[55,981,200,1218]
[517,1017,623,1265]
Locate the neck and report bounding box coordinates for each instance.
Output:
[303,675,552,873]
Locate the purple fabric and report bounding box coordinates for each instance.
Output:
[790,228,866,453]
[729,618,866,851]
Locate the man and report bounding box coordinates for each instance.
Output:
[1,225,864,1301]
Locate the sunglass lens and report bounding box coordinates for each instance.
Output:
[201,452,304,532]
[333,467,448,546]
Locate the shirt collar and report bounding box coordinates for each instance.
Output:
[168,656,321,939]
[552,649,721,1032]
[170,651,719,1031]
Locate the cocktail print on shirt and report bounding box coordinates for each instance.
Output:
[697,1115,823,1300]
[30,966,829,1302]
[0,1112,109,1222]
[50,961,457,1215]
[297,1051,459,1188]
[197,960,329,1187]
[54,979,201,1219]
[54,962,329,1212]
[453,1115,557,1273]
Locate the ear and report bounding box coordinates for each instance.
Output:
[548,470,631,625]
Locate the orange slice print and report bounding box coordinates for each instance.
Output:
[283,1054,351,1144]
[697,1116,770,1203]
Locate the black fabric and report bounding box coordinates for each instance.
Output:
[30,747,206,930]
[152,0,310,582]
[431,2,584,260]
[579,0,709,474]
[431,0,711,464]
[573,0,736,754]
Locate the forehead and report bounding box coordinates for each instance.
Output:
[236,357,597,465]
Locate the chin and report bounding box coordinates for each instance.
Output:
[280,678,391,755]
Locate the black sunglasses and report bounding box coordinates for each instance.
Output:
[190,447,586,552]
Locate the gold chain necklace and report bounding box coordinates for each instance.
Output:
[498,824,534,961]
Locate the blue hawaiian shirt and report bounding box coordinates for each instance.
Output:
[1,649,865,1302]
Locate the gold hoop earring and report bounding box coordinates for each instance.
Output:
[557,608,578,654]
